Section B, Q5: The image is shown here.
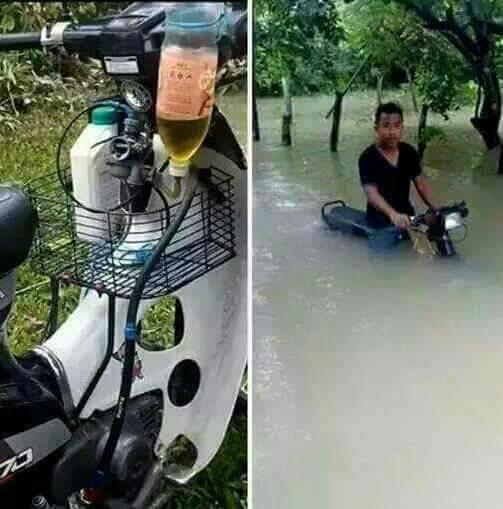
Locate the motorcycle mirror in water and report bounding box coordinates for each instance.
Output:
[0,2,247,508]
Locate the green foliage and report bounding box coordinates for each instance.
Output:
[255,0,490,112]
[339,0,420,67]
[343,0,503,23]
[0,3,127,129]
[140,297,177,351]
[255,0,344,96]
[391,0,503,27]
[168,416,247,509]
[414,49,470,118]
[340,0,473,117]
[0,3,127,33]
[496,38,503,76]
[418,125,447,147]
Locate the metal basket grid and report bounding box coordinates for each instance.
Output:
[25,168,236,299]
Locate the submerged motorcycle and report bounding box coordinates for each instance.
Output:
[322,200,469,256]
[0,2,246,508]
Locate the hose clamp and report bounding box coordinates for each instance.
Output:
[125,322,139,342]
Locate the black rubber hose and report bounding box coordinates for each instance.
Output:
[43,278,60,339]
[151,181,171,227]
[93,171,198,487]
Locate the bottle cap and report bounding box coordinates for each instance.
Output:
[168,161,189,177]
[165,3,225,30]
[92,106,118,125]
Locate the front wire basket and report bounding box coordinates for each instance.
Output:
[25,167,236,299]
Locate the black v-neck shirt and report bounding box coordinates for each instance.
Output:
[358,142,422,228]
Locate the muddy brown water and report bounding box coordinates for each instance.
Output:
[253,91,503,509]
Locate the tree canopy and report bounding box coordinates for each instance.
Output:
[256,0,503,150]
[255,0,344,95]
[339,0,474,118]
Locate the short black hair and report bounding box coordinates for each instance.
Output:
[375,102,403,125]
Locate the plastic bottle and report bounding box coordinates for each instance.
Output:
[156,3,224,177]
[153,133,168,174]
[70,106,119,243]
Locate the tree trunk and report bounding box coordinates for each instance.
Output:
[470,64,501,150]
[405,67,418,114]
[252,25,260,142]
[418,104,429,161]
[281,75,292,146]
[376,74,384,106]
[253,89,260,141]
[330,93,344,153]
[475,83,481,118]
[326,56,370,152]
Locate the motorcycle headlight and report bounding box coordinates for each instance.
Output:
[444,212,463,231]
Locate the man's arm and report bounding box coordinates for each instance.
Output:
[413,174,437,209]
[363,184,410,228]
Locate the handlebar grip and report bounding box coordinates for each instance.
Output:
[0,32,41,51]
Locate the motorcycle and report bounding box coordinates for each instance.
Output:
[0,2,247,507]
[321,200,469,256]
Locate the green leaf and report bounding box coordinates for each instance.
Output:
[1,14,15,32]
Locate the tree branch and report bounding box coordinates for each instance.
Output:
[438,30,478,67]
[442,5,479,55]
[394,0,479,67]
[464,0,486,48]
[342,54,370,96]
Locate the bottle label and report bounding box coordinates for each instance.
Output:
[156,47,218,120]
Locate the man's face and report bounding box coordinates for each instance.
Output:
[375,113,403,149]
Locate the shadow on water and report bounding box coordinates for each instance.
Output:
[253,91,503,509]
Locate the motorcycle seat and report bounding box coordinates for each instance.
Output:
[0,186,37,275]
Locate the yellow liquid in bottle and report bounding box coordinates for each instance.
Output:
[157,115,211,165]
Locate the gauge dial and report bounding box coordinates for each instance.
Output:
[120,81,152,112]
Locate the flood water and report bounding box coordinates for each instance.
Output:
[253,92,503,509]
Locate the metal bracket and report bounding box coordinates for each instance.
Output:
[41,22,71,53]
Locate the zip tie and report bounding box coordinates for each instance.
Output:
[125,322,139,342]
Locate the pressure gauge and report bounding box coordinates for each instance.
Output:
[120,80,152,112]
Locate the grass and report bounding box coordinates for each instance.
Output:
[0,91,246,507]
[167,416,247,508]
[1,100,86,354]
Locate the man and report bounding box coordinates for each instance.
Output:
[359,102,436,230]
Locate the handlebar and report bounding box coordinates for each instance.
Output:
[411,201,469,229]
[0,32,42,51]
[0,7,247,61]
